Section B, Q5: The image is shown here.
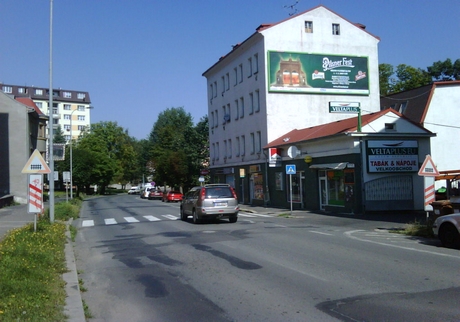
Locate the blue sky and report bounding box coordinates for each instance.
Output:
[1,0,459,140]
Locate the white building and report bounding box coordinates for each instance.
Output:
[1,84,92,142]
[203,5,381,206]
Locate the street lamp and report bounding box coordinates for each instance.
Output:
[69,105,93,199]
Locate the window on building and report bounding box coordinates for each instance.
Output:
[78,125,86,131]
[63,104,71,110]
[78,115,85,121]
[53,108,58,114]
[77,93,86,99]
[215,110,218,127]
[250,133,255,154]
[248,57,253,77]
[216,142,220,160]
[221,76,225,94]
[64,114,71,120]
[256,131,261,153]
[236,137,240,157]
[65,135,71,141]
[239,64,243,83]
[226,103,231,122]
[77,105,85,111]
[249,93,254,115]
[36,102,43,109]
[254,54,259,74]
[240,97,244,118]
[18,87,26,94]
[214,81,217,97]
[399,101,408,114]
[385,123,395,131]
[241,135,245,156]
[35,89,43,95]
[210,84,213,100]
[234,67,238,86]
[226,73,230,90]
[53,119,59,125]
[234,99,239,120]
[305,21,313,33]
[2,86,12,93]
[228,139,232,158]
[224,140,227,159]
[212,143,215,161]
[222,106,226,125]
[210,111,214,128]
[332,23,340,35]
[255,90,260,112]
[63,91,72,98]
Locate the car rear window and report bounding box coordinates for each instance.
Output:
[205,187,233,198]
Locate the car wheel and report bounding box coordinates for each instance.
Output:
[229,216,238,223]
[192,210,200,224]
[439,223,460,248]
[180,207,187,221]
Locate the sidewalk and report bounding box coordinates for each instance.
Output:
[0,204,85,322]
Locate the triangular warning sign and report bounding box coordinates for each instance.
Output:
[418,154,440,177]
[22,149,51,174]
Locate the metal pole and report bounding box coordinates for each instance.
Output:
[48,0,55,223]
[290,174,293,216]
[70,112,73,199]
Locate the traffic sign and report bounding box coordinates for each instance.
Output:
[22,149,51,174]
[418,155,439,177]
[286,164,296,175]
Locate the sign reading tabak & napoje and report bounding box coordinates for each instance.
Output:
[366,141,418,173]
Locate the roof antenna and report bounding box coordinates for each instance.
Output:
[284,0,300,16]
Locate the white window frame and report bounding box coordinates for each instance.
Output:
[332,23,340,35]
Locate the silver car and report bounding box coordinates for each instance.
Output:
[432,213,460,248]
[180,184,239,224]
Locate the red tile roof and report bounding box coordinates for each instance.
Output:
[265,108,417,148]
[15,97,44,115]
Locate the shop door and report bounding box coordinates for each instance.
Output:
[319,172,327,210]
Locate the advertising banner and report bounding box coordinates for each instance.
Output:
[366,140,418,173]
[268,51,369,95]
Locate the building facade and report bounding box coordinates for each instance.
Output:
[1,83,92,142]
[202,5,381,206]
[0,91,48,203]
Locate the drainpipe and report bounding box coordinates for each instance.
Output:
[263,149,270,207]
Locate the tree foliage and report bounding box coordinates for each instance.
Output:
[148,107,208,191]
[427,58,460,81]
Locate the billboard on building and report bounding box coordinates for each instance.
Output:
[366,140,419,173]
[268,51,369,95]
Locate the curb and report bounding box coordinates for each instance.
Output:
[63,219,85,322]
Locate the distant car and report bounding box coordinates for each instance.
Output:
[432,213,460,248]
[180,184,239,224]
[140,187,153,199]
[162,190,183,202]
[127,186,140,194]
[148,189,163,200]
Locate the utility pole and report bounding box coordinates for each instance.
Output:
[48,0,55,222]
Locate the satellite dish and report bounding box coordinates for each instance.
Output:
[287,146,300,158]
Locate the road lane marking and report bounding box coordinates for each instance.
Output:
[144,215,161,221]
[162,214,178,220]
[82,220,94,227]
[124,217,139,223]
[345,230,460,259]
[309,230,333,236]
[104,218,117,225]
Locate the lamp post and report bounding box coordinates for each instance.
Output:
[69,106,93,199]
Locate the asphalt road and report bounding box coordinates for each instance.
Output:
[74,194,460,321]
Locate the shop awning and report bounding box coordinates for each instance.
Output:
[309,162,348,170]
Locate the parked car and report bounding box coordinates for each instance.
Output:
[162,190,183,203]
[127,186,140,194]
[148,189,163,200]
[140,187,153,199]
[432,213,460,248]
[180,184,239,224]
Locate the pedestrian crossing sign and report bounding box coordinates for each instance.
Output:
[286,164,296,174]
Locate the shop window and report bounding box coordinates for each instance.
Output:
[327,170,345,206]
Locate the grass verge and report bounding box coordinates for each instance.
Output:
[0,197,83,321]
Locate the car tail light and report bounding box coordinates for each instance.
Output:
[200,188,206,201]
[230,186,238,199]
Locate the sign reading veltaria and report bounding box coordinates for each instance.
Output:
[268,51,370,95]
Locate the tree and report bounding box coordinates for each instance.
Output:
[53,125,67,144]
[148,107,208,191]
[379,63,395,96]
[427,58,460,81]
[391,64,431,93]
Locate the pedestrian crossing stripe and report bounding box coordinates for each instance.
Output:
[81,213,273,227]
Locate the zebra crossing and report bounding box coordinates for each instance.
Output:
[80,212,272,227]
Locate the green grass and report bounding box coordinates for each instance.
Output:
[391,221,435,238]
[0,197,84,321]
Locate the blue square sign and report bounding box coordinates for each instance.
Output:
[286,164,296,174]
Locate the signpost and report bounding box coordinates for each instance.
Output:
[22,150,51,232]
[286,164,296,216]
[418,155,440,214]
